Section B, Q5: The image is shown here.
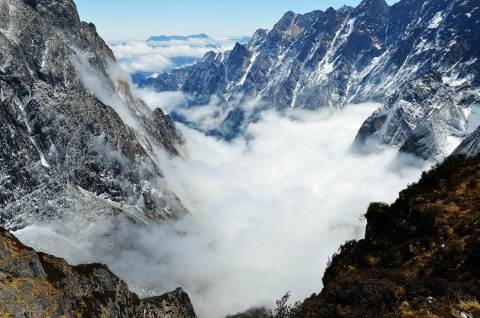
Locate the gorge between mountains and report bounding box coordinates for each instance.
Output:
[0,0,479,317]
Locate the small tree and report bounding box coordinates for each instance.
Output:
[273,292,301,318]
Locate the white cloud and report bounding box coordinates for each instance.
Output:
[15,103,431,318]
[136,89,238,132]
[109,36,238,74]
[136,88,190,112]
[70,50,140,129]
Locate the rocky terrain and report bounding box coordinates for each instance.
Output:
[0,226,197,317]
[0,0,187,231]
[141,0,480,160]
[289,154,480,317]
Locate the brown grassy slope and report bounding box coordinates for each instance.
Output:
[295,156,480,318]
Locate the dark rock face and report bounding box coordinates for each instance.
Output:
[141,0,480,160]
[0,0,187,230]
[0,227,197,317]
[291,155,480,317]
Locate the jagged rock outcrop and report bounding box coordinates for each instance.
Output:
[355,72,480,160]
[0,0,187,230]
[141,0,480,159]
[0,226,197,317]
[291,155,480,317]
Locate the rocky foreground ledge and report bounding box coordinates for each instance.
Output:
[0,227,196,318]
[292,155,480,317]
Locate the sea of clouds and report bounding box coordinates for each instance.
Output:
[109,35,239,74]
[15,91,431,317]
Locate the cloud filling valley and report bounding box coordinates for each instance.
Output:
[15,100,430,318]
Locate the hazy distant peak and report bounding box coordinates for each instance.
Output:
[147,33,210,42]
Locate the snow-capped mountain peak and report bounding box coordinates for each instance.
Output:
[140,0,480,160]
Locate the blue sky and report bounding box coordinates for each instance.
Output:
[74,0,397,40]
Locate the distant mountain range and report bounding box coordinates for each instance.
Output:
[110,34,250,84]
[146,33,250,45]
[140,0,480,161]
[147,33,211,42]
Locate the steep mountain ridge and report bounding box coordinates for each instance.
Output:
[0,0,187,230]
[0,226,197,317]
[141,0,480,159]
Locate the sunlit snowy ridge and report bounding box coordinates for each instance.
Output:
[138,0,480,161]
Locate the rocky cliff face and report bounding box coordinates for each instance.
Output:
[0,0,187,230]
[290,155,480,317]
[0,226,197,317]
[141,0,480,159]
